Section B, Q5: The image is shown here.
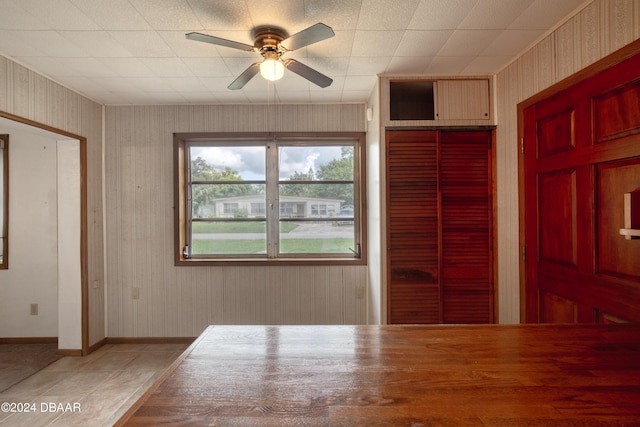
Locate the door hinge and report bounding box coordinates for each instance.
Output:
[520,137,525,154]
[522,245,527,262]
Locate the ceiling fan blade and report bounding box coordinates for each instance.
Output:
[228,62,261,90]
[280,23,334,51]
[284,59,333,88]
[186,32,255,52]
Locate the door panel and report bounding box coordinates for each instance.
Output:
[597,159,640,279]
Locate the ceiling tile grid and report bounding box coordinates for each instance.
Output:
[0,0,590,105]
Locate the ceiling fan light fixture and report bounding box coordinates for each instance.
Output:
[260,56,284,81]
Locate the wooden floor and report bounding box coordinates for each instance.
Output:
[117,324,640,426]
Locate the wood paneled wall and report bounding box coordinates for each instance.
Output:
[104,104,368,337]
[495,0,640,323]
[0,56,105,347]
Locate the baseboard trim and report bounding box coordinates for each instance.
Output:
[0,337,57,344]
[106,337,196,345]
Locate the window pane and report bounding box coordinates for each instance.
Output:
[279,184,354,219]
[280,221,354,254]
[279,145,354,181]
[190,146,265,181]
[191,221,266,255]
[192,184,266,219]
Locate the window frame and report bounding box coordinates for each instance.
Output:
[174,132,367,266]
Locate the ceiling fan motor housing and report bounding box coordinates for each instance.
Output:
[253,26,288,55]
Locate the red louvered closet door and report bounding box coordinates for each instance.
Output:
[386,130,494,324]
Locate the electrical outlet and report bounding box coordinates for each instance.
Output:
[30,304,38,315]
[93,280,100,289]
[132,287,140,299]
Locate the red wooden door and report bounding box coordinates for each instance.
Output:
[522,50,640,323]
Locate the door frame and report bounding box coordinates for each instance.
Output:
[0,110,88,354]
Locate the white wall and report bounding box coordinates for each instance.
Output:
[104,104,369,337]
[0,127,58,337]
[0,120,82,349]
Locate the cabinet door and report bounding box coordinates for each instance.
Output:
[436,80,490,121]
[386,131,440,324]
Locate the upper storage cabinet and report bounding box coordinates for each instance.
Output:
[381,77,493,126]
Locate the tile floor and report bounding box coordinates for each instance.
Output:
[0,343,189,426]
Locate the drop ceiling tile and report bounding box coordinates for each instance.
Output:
[343,75,376,91]
[0,0,49,30]
[121,76,170,92]
[187,0,253,31]
[425,55,473,74]
[437,30,503,57]
[245,0,305,29]
[160,31,225,58]
[61,57,121,77]
[463,55,512,74]
[199,77,235,92]
[89,76,145,92]
[69,0,152,30]
[341,90,372,102]
[17,30,87,57]
[17,0,100,30]
[306,30,355,57]
[162,77,209,92]
[129,0,202,30]
[98,58,155,77]
[481,29,546,56]
[509,0,589,30]
[139,57,193,77]
[350,31,404,57]
[0,31,51,57]
[386,55,434,74]
[303,56,349,78]
[395,30,454,57]
[223,57,260,76]
[182,57,232,77]
[408,0,477,30]
[303,0,362,30]
[15,56,73,77]
[108,31,175,57]
[458,0,532,30]
[356,0,421,30]
[347,56,391,75]
[59,31,132,58]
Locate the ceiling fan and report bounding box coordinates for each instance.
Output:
[186,23,335,90]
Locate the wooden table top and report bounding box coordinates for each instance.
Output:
[117,324,640,426]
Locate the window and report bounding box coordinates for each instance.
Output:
[175,132,366,265]
[0,134,7,269]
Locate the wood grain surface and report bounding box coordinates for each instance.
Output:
[117,324,640,426]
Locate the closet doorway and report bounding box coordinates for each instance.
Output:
[386,129,495,324]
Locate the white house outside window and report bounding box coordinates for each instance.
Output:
[174,132,366,265]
